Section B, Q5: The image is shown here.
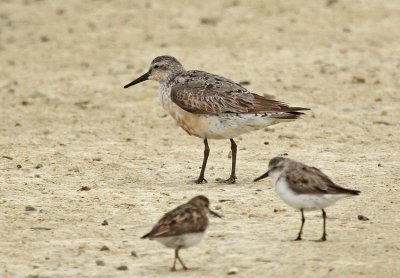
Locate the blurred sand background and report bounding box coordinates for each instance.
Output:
[0,0,399,277]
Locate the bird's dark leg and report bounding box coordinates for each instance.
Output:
[319,209,327,241]
[294,209,305,241]
[195,138,209,184]
[176,246,188,270]
[171,248,178,271]
[224,138,237,184]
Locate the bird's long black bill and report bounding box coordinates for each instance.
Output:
[254,170,270,182]
[123,72,149,88]
[209,209,223,218]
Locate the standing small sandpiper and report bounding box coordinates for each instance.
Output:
[124,56,309,184]
[254,157,361,241]
[141,195,221,271]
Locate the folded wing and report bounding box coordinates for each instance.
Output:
[285,163,360,195]
[142,203,208,238]
[171,70,308,116]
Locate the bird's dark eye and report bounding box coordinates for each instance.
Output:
[154,65,160,69]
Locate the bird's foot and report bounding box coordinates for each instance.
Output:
[316,235,327,242]
[170,267,176,272]
[293,236,302,241]
[222,176,236,184]
[194,177,207,184]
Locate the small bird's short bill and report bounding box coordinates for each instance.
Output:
[254,170,270,182]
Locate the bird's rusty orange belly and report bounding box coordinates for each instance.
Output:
[170,110,204,138]
[168,107,282,140]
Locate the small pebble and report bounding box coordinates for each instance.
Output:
[200,17,219,26]
[228,267,239,275]
[101,220,108,226]
[351,76,366,84]
[116,265,128,271]
[358,215,369,221]
[100,245,110,251]
[17,164,22,169]
[326,0,338,6]
[35,163,43,169]
[131,251,138,257]
[96,260,105,266]
[40,35,49,42]
[79,186,91,191]
[25,206,36,211]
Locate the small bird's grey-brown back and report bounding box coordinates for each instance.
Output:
[124,56,309,184]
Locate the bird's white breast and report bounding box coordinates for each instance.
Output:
[155,232,206,249]
[275,178,348,211]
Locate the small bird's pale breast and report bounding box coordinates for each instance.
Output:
[155,232,206,249]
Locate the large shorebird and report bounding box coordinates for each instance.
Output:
[141,195,221,271]
[124,56,308,184]
[254,157,361,241]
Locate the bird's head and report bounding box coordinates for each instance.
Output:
[189,195,222,218]
[254,156,287,182]
[124,55,185,88]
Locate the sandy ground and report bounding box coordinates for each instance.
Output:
[1,0,400,277]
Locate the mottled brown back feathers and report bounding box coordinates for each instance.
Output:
[170,70,309,116]
[142,198,209,239]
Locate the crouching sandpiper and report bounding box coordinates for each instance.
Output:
[124,56,309,184]
[141,195,221,271]
[254,157,360,241]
